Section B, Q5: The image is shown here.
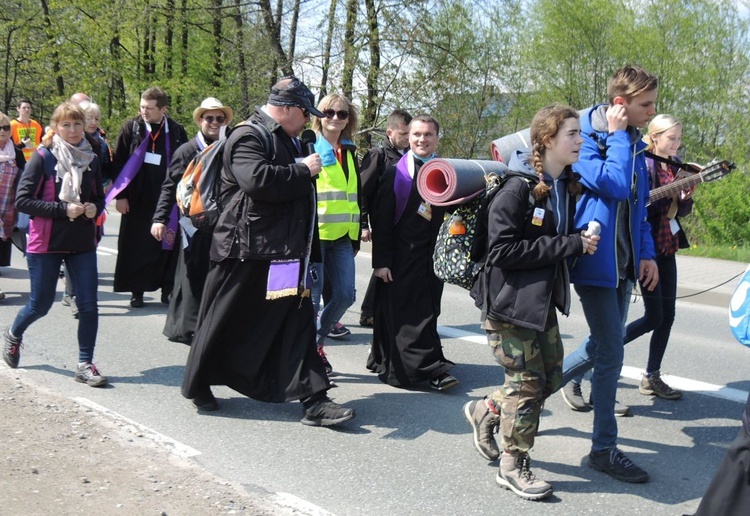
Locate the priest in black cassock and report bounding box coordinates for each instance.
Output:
[110,86,188,308]
[367,114,458,391]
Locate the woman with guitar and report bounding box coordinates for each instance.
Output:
[625,114,694,400]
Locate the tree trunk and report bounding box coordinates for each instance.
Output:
[362,0,380,148]
[288,0,300,62]
[40,0,64,96]
[319,0,338,99]
[165,0,175,78]
[233,0,249,115]
[212,0,223,87]
[259,0,292,76]
[341,0,358,98]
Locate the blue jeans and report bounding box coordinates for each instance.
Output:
[312,237,356,345]
[12,251,99,363]
[624,253,678,373]
[562,280,632,451]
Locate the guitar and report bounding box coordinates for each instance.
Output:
[648,158,735,206]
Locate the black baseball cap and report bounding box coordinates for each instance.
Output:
[267,76,325,118]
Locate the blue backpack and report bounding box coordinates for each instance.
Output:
[729,264,750,347]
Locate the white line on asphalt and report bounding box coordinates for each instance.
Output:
[437,325,749,404]
[97,245,118,255]
[272,493,336,516]
[73,397,201,458]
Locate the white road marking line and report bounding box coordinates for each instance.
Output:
[437,325,749,404]
[97,245,118,255]
[73,397,201,458]
[272,493,336,516]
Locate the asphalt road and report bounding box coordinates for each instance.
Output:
[1,208,747,516]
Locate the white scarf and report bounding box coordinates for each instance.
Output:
[0,138,15,163]
[50,133,95,204]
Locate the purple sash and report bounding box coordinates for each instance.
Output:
[105,123,177,250]
[393,153,413,224]
[266,259,303,300]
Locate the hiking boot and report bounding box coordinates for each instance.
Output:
[463,398,500,461]
[588,447,649,483]
[328,322,351,339]
[496,452,553,500]
[562,381,590,411]
[3,327,22,369]
[639,371,682,400]
[301,397,355,426]
[589,395,630,417]
[75,363,108,387]
[359,314,374,327]
[430,372,459,391]
[317,345,333,376]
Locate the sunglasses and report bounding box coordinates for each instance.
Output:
[323,109,349,120]
[0,125,10,131]
[202,115,226,124]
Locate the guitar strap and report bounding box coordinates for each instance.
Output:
[644,151,701,173]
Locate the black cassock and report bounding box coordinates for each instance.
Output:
[181,259,330,403]
[367,159,454,387]
[112,119,186,294]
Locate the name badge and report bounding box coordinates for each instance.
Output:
[144,152,162,166]
[532,207,545,226]
[417,201,432,221]
[669,218,680,235]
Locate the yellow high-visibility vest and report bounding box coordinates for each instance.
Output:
[316,150,360,241]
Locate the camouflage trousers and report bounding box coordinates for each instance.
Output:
[486,311,563,453]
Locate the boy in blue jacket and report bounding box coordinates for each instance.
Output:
[560,65,659,483]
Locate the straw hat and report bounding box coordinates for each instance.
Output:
[192,97,233,126]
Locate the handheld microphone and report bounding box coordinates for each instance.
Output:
[585,221,601,237]
[300,129,317,157]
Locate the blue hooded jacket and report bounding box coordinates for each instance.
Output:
[570,104,655,288]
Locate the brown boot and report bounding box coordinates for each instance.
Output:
[496,452,552,500]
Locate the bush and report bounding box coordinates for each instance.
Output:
[682,170,750,246]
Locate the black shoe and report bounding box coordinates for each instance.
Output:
[161,291,171,304]
[359,314,374,327]
[3,327,22,369]
[588,447,649,483]
[301,397,355,426]
[430,372,459,391]
[192,387,219,412]
[130,292,144,308]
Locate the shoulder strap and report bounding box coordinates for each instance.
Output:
[221,121,275,178]
[645,151,700,173]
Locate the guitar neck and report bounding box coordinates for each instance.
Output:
[649,173,702,203]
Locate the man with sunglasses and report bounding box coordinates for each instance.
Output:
[182,77,356,427]
[152,97,233,343]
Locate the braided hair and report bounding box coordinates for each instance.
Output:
[529,104,583,200]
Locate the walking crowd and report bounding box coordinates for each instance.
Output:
[1,67,748,511]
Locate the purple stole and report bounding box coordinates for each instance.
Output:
[393,152,414,225]
[105,120,177,250]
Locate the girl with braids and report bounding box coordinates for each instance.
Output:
[465,104,599,500]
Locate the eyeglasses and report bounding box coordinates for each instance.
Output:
[202,115,226,124]
[0,125,10,131]
[323,109,349,120]
[296,106,310,118]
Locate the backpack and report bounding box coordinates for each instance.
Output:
[176,120,274,231]
[433,174,533,290]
